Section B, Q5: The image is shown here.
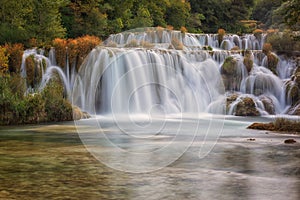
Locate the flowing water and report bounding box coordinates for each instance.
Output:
[0,116,299,199]
[4,28,300,199]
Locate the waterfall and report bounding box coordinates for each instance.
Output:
[20,28,297,116]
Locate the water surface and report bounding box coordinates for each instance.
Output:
[0,116,299,199]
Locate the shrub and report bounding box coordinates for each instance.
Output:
[124,39,139,48]
[262,43,272,55]
[171,38,184,50]
[140,40,155,48]
[253,29,264,40]
[0,46,9,76]
[217,29,226,46]
[266,30,300,52]
[52,38,68,68]
[273,118,300,132]
[166,25,174,31]
[42,81,73,122]
[4,43,24,73]
[180,26,188,34]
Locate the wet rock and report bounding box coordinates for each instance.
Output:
[231,46,240,51]
[284,139,297,144]
[221,56,243,90]
[287,100,300,115]
[235,97,260,116]
[72,106,91,120]
[243,50,253,73]
[82,112,91,119]
[294,72,300,86]
[259,96,275,115]
[266,53,279,75]
[285,81,300,106]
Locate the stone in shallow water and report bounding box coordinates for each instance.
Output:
[284,139,297,144]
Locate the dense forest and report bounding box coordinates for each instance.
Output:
[0,0,299,45]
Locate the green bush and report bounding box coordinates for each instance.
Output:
[42,81,73,122]
[266,30,300,52]
[0,77,74,125]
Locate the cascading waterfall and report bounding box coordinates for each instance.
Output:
[21,28,297,116]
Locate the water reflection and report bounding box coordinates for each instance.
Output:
[0,120,299,199]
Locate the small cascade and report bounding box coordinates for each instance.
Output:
[20,28,298,116]
[20,48,72,99]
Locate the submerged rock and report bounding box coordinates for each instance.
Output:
[284,139,297,144]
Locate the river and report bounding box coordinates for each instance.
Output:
[0,115,299,199]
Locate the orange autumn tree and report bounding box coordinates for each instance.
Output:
[52,35,101,70]
[0,46,9,76]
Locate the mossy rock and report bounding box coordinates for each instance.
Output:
[287,100,300,115]
[243,57,253,73]
[294,72,300,86]
[266,53,279,75]
[226,93,239,112]
[231,46,240,51]
[287,84,300,105]
[259,96,275,114]
[235,97,260,116]
[221,56,238,75]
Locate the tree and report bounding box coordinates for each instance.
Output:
[61,0,108,38]
[0,0,33,44]
[129,7,154,28]
[165,0,191,29]
[274,0,300,30]
[251,0,284,29]
[29,0,67,43]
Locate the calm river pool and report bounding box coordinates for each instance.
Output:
[0,115,299,200]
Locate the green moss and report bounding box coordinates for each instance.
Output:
[221,56,237,75]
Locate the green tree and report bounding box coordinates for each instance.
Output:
[0,0,33,44]
[129,7,154,28]
[251,0,285,29]
[274,0,300,30]
[165,0,191,29]
[61,0,108,38]
[29,0,67,43]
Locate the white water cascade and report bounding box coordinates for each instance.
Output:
[21,28,297,116]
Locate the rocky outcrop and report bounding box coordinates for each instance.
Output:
[259,96,275,115]
[235,97,260,116]
[243,50,253,73]
[227,94,260,116]
[221,56,244,91]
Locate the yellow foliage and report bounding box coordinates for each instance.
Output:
[218,28,226,36]
[166,25,174,31]
[0,46,9,76]
[52,38,68,67]
[262,43,272,55]
[4,43,24,73]
[180,26,188,33]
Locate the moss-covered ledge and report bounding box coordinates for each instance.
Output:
[247,118,300,134]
